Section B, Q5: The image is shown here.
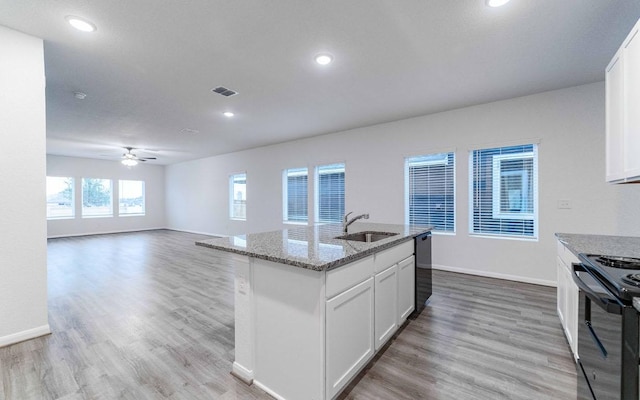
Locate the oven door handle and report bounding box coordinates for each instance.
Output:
[572,263,623,315]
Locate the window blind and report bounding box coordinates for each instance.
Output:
[317,163,345,223]
[407,152,455,232]
[470,144,538,238]
[284,168,308,222]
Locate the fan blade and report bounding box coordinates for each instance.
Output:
[139,157,157,160]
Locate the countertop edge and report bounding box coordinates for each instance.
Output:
[196,227,431,271]
[196,234,420,271]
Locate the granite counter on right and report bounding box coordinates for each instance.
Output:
[556,233,640,259]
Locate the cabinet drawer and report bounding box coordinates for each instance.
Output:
[326,255,374,299]
[374,240,414,273]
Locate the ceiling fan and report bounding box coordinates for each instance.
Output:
[121,147,156,166]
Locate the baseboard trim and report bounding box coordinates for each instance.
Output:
[165,228,228,238]
[253,379,286,400]
[0,324,51,348]
[47,227,167,239]
[231,362,254,385]
[433,264,556,287]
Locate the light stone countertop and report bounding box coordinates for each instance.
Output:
[556,232,640,312]
[555,233,640,259]
[196,222,432,271]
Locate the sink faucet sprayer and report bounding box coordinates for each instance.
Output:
[343,212,369,233]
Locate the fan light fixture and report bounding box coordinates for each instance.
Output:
[122,159,138,167]
[486,0,511,7]
[65,16,97,32]
[223,111,235,117]
[315,54,333,65]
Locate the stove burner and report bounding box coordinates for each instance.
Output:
[594,255,640,269]
[622,274,640,286]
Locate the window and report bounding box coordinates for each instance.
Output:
[82,178,113,217]
[283,168,308,223]
[46,176,74,219]
[316,163,345,223]
[119,180,145,216]
[406,152,455,232]
[230,173,247,220]
[470,144,538,238]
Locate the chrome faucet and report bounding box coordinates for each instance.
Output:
[343,212,369,233]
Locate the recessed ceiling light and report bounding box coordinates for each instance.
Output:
[223,111,234,117]
[65,16,97,32]
[486,0,511,7]
[315,54,333,65]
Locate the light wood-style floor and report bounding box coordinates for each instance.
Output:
[0,230,577,399]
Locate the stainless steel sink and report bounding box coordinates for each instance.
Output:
[335,231,398,243]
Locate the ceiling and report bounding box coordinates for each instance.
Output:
[1,1,639,165]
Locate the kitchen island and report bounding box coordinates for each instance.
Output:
[196,223,431,400]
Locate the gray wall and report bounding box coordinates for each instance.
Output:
[165,82,640,285]
[46,155,166,238]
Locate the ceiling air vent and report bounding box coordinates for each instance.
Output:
[212,86,238,97]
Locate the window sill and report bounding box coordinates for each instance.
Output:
[431,231,456,236]
[119,213,146,217]
[47,216,75,220]
[230,217,246,222]
[82,215,114,219]
[284,220,308,225]
[469,233,538,242]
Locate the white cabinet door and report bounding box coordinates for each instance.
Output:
[374,264,398,351]
[624,26,640,179]
[606,51,625,182]
[606,18,640,183]
[557,253,579,360]
[326,278,374,400]
[397,256,415,324]
[566,266,579,359]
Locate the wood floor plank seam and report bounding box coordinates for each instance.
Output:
[0,230,577,400]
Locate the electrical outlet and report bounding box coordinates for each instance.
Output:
[558,199,572,209]
[238,276,247,294]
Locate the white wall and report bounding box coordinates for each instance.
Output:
[47,155,166,238]
[0,26,49,346]
[166,82,640,285]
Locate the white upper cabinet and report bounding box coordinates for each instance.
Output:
[606,53,624,181]
[623,26,640,178]
[606,18,640,183]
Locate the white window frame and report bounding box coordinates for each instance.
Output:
[314,163,345,224]
[46,176,75,220]
[283,167,309,224]
[229,173,247,221]
[118,180,146,217]
[81,178,113,218]
[404,152,456,234]
[491,152,534,220]
[469,144,538,240]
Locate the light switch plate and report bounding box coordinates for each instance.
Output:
[558,199,572,209]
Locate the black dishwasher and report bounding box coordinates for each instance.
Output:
[412,231,432,318]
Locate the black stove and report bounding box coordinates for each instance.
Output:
[579,254,640,302]
[622,273,640,287]
[575,253,640,400]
